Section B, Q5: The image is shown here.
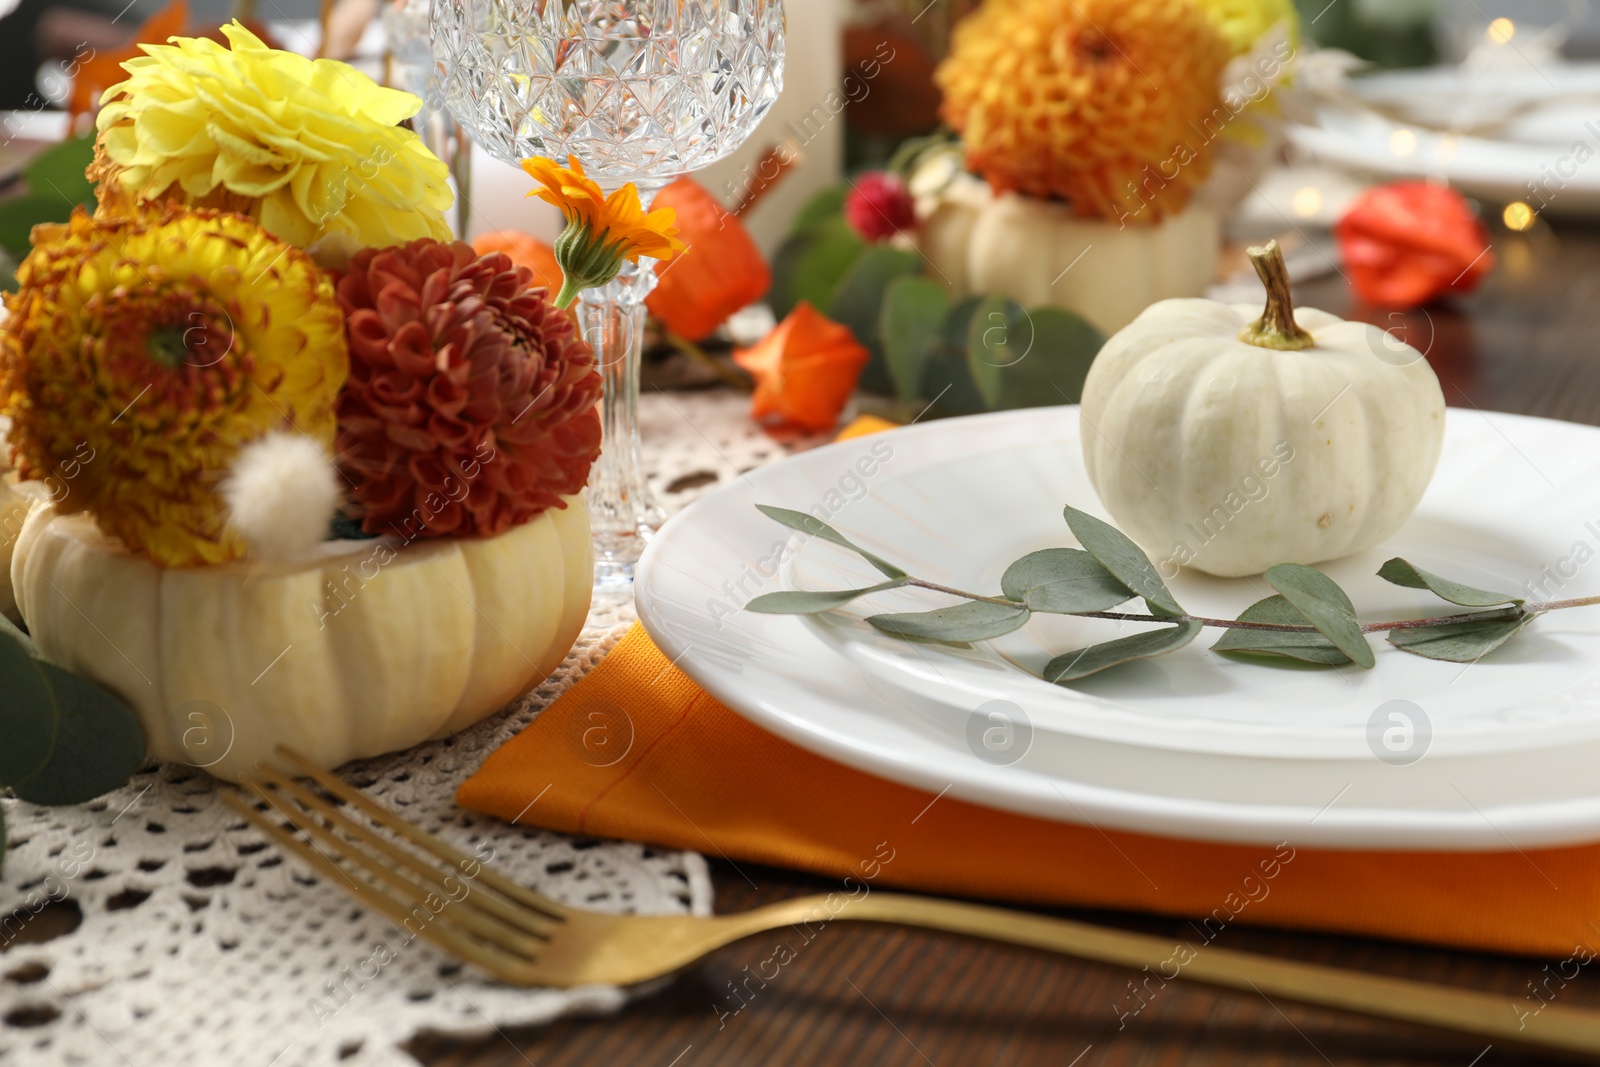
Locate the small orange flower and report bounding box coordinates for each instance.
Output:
[732,303,870,434]
[520,154,683,307]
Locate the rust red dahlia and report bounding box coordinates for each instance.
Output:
[334,239,601,539]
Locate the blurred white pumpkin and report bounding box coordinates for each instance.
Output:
[913,166,1222,337]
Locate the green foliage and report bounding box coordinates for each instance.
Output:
[1377,558,1523,608]
[789,186,849,236]
[826,246,922,394]
[746,508,1576,684]
[768,184,1105,415]
[1001,548,1132,614]
[0,616,147,869]
[1213,596,1352,665]
[1063,506,1184,617]
[769,216,865,318]
[881,276,948,402]
[868,600,1031,642]
[1386,615,1534,662]
[0,133,97,266]
[1264,563,1375,669]
[746,581,907,615]
[753,505,906,579]
[1045,622,1203,683]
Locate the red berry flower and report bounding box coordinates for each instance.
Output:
[845,172,917,242]
[334,239,601,539]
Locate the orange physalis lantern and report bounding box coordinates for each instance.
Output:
[66,0,190,132]
[471,231,565,296]
[732,302,870,434]
[645,177,771,341]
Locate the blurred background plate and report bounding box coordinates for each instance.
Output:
[1289,63,1600,218]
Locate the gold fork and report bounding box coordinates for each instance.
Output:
[225,748,1600,1057]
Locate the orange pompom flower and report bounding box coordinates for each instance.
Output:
[520,154,684,308]
[936,0,1231,223]
[732,303,870,434]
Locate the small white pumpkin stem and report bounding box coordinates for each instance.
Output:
[1240,240,1314,351]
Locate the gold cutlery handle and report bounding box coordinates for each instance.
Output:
[721,892,1598,1055]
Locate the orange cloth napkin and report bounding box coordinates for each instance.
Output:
[458,419,1599,959]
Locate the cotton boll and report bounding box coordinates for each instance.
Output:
[222,432,341,563]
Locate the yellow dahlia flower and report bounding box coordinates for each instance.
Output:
[94,21,453,251]
[936,0,1231,223]
[0,206,348,567]
[520,155,683,308]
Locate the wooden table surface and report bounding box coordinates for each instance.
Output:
[408,220,1600,1067]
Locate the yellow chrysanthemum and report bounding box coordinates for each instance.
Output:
[520,155,683,308]
[936,0,1231,223]
[94,21,453,251]
[0,206,348,567]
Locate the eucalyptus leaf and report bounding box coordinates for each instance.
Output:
[0,194,75,259]
[1387,613,1534,662]
[965,296,1032,406]
[966,301,1103,410]
[0,612,37,659]
[1044,621,1203,683]
[868,600,1030,642]
[1213,595,1353,665]
[0,629,54,787]
[1000,548,1133,614]
[8,659,146,806]
[916,296,989,416]
[755,505,906,579]
[1062,506,1184,617]
[880,276,949,403]
[1264,563,1375,669]
[23,133,95,207]
[828,245,923,394]
[1377,558,1524,608]
[768,216,864,318]
[789,185,848,236]
[745,580,906,614]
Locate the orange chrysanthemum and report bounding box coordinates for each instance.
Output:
[520,154,683,307]
[334,239,601,539]
[732,303,870,435]
[936,0,1231,223]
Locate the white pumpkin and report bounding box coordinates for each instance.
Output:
[0,477,33,624]
[914,169,1222,337]
[1079,241,1446,578]
[9,492,593,781]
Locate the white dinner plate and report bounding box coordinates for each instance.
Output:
[634,406,1600,849]
[1288,63,1600,218]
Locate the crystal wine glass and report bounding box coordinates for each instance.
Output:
[431,0,786,592]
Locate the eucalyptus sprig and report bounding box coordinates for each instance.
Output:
[744,505,1600,684]
[0,615,147,873]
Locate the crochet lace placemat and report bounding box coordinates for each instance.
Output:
[0,389,789,1067]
